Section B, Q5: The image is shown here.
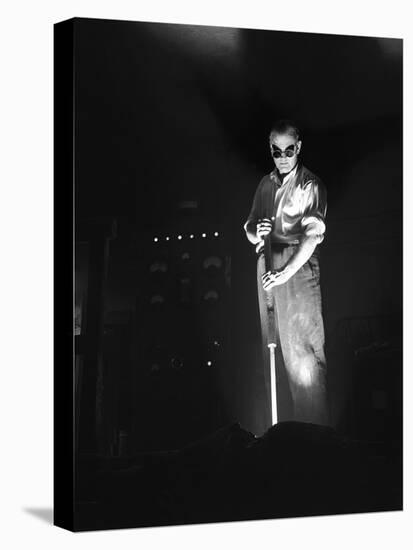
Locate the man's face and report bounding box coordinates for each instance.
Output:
[270,133,302,175]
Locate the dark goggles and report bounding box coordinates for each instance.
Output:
[271,145,297,159]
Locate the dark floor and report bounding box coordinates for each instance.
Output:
[73,421,402,531]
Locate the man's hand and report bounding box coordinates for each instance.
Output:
[256,218,272,240]
[262,268,292,290]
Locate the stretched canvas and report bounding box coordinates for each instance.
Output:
[54,17,403,531]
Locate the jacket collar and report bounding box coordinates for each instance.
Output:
[270,161,301,188]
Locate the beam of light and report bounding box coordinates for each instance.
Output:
[286,313,322,388]
[153,237,159,242]
[214,231,219,237]
[178,235,182,240]
[166,236,170,241]
[289,355,317,388]
[202,233,207,238]
[190,234,194,239]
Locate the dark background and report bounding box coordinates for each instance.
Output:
[74,18,402,456]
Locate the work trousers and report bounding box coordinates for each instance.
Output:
[257,244,329,426]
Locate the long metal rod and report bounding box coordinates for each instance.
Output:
[263,230,278,425]
[268,343,278,425]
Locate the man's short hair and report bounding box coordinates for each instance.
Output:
[269,119,301,142]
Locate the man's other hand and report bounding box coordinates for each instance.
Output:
[262,268,292,290]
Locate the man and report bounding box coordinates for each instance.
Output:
[244,120,329,426]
